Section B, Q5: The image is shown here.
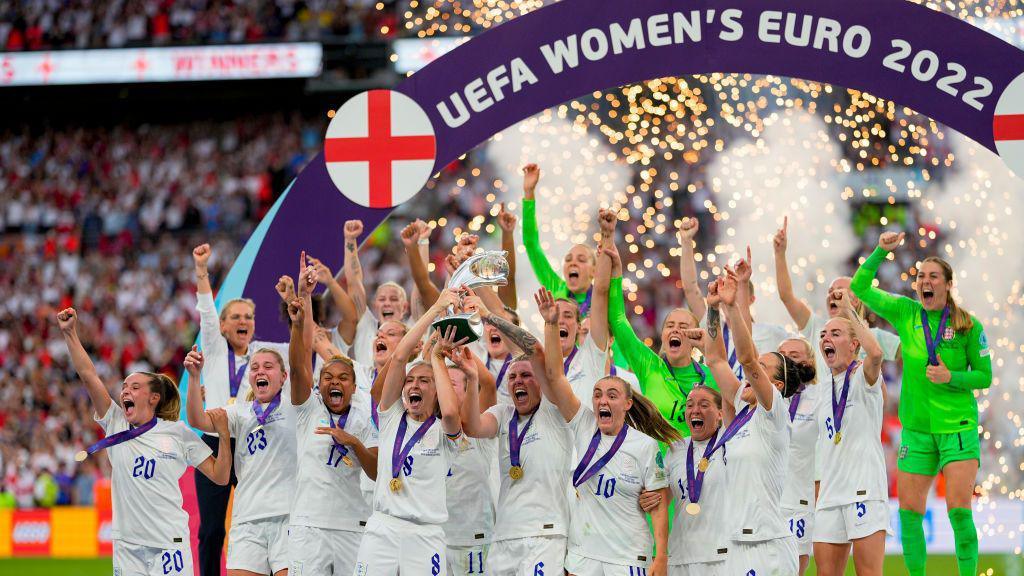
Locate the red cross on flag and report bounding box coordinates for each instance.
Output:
[324,89,437,208]
[994,71,1024,178]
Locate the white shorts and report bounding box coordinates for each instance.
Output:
[226,516,289,574]
[781,506,814,557]
[813,500,893,544]
[725,537,798,576]
[113,540,193,576]
[486,535,567,576]
[289,524,362,576]
[564,552,653,576]
[353,513,446,576]
[668,561,726,576]
[447,544,489,576]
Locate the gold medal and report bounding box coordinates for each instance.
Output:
[685,502,701,516]
[575,488,580,499]
[74,451,88,462]
[389,478,402,492]
[342,455,354,467]
[509,465,523,480]
[228,397,236,405]
[697,457,710,472]
[834,432,842,445]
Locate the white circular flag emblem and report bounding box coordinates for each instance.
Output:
[994,71,1024,178]
[324,89,437,208]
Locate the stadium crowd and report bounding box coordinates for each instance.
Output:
[0,0,399,52]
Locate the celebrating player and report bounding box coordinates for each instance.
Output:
[285,260,379,576]
[538,287,677,576]
[701,270,814,576]
[57,307,232,576]
[851,231,992,576]
[812,290,888,576]
[595,239,717,437]
[353,290,464,575]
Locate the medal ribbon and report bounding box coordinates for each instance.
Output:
[685,428,719,506]
[329,408,351,457]
[572,423,628,488]
[489,354,513,390]
[508,410,537,469]
[788,392,801,422]
[252,391,282,426]
[370,368,380,428]
[391,413,437,481]
[921,307,950,366]
[563,346,579,375]
[82,417,157,457]
[577,286,594,318]
[663,355,706,388]
[831,360,857,440]
[227,351,247,399]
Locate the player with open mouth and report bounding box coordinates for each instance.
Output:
[851,231,992,576]
[58,307,232,576]
[281,257,380,576]
[695,269,815,576]
[537,287,679,576]
[811,288,888,576]
[353,289,464,576]
[187,335,296,576]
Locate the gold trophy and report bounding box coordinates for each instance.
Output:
[431,250,509,344]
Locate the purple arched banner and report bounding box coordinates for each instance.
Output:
[228,0,1024,343]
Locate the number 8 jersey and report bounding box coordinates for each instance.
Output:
[98,404,212,548]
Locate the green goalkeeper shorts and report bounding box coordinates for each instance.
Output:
[897,428,980,476]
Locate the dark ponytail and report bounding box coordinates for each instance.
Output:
[771,353,816,398]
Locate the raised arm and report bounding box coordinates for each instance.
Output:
[309,256,358,346]
[536,288,581,421]
[194,408,232,485]
[431,327,468,435]
[184,345,215,433]
[590,210,618,352]
[835,289,883,385]
[378,290,459,411]
[458,346,500,438]
[772,217,812,329]
[341,220,368,317]
[193,243,213,295]
[289,257,317,406]
[193,244,223,355]
[850,232,907,323]
[56,308,112,418]
[401,220,441,309]
[734,247,754,332]
[496,203,519,310]
[719,271,776,410]
[687,282,740,417]
[520,163,565,292]
[606,249,661,389]
[677,217,707,321]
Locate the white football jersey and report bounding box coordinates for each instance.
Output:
[816,365,887,508]
[291,392,379,531]
[781,382,821,511]
[226,395,297,523]
[567,407,667,566]
[485,400,573,541]
[718,321,793,380]
[443,435,497,547]
[724,387,791,543]
[666,435,731,566]
[372,401,458,525]
[565,335,607,404]
[351,309,379,368]
[195,291,291,412]
[98,405,212,549]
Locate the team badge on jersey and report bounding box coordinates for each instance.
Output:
[942,327,955,341]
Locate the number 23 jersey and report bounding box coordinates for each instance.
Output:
[97,404,212,548]
[226,398,298,524]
